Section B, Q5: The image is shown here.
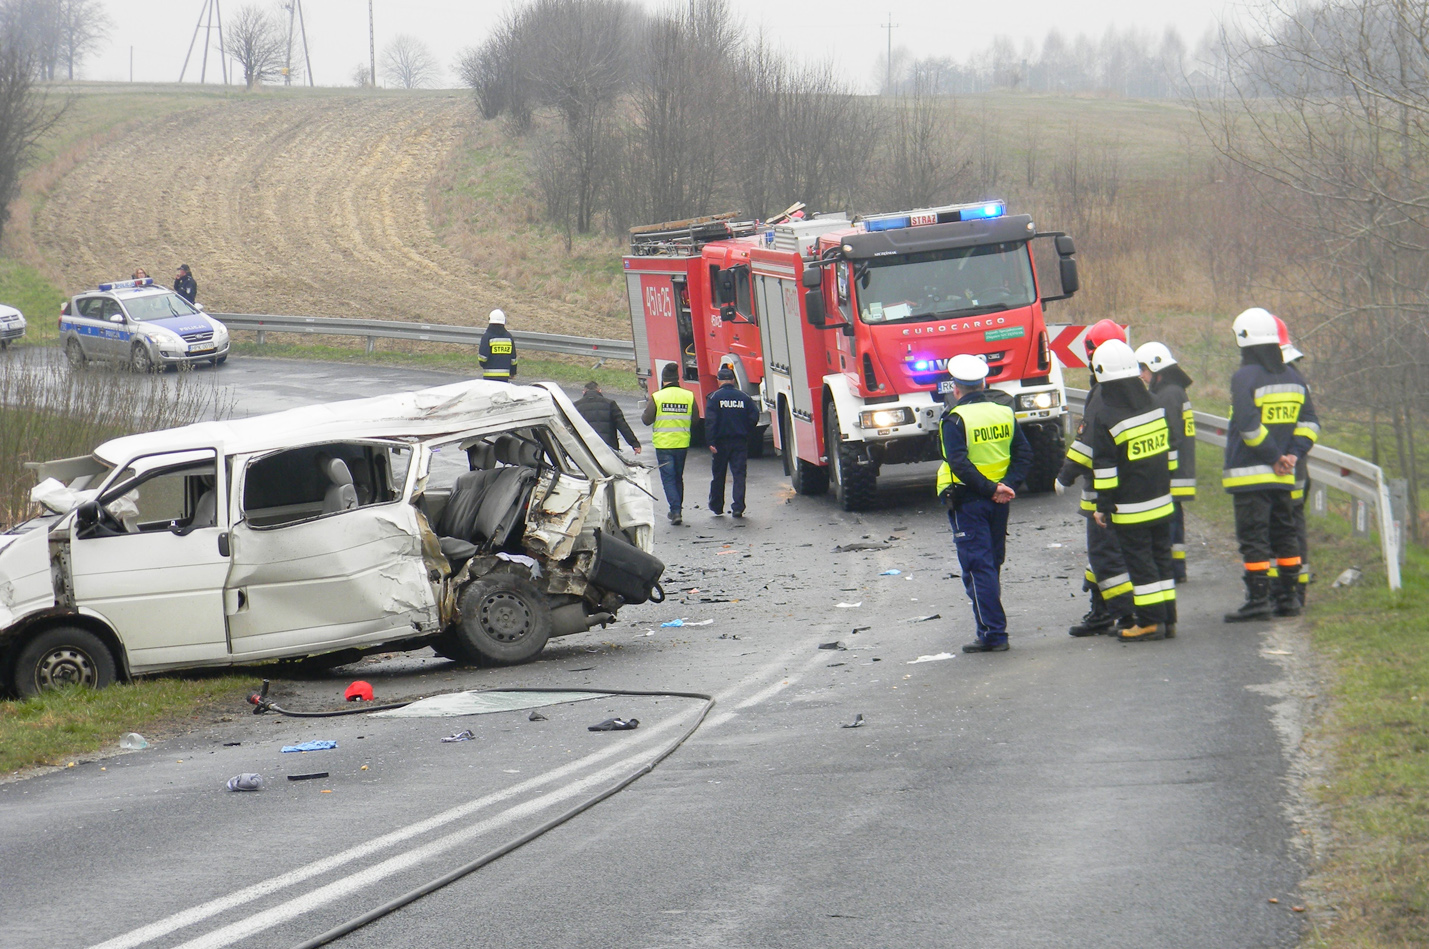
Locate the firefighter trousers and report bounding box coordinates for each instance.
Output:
[1084,514,1132,618]
[1113,517,1177,628]
[1233,490,1300,582]
[1170,500,1187,581]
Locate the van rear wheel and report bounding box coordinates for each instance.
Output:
[12,626,117,697]
[455,574,553,666]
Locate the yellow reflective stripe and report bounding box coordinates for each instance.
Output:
[1093,476,1119,490]
[1084,567,1097,583]
[1171,485,1196,497]
[1242,425,1270,447]
[1291,488,1304,500]
[1222,466,1294,488]
[1112,418,1166,445]
[1065,443,1092,467]
[483,370,511,378]
[1294,426,1319,443]
[1133,588,1177,606]
[1111,501,1174,524]
[1098,572,1131,593]
[1253,384,1305,403]
[1103,581,1133,599]
[1108,409,1164,439]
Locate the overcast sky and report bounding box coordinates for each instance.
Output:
[90,0,1235,89]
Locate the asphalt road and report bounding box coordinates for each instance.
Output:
[0,357,1310,949]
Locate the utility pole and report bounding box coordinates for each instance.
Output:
[881,13,899,94]
[369,0,376,88]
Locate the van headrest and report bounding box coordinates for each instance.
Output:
[494,434,521,465]
[325,457,354,486]
[467,442,496,470]
[516,441,542,467]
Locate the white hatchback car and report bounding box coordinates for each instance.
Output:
[0,303,25,349]
[0,380,662,696]
[59,278,229,371]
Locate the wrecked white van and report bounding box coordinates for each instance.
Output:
[0,381,663,697]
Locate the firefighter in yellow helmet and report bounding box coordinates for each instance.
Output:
[937,354,1033,653]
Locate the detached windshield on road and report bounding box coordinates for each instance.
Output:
[856,241,1035,324]
[122,292,200,322]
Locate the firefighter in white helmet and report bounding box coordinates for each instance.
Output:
[1135,341,1196,583]
[1222,307,1319,621]
[478,308,518,382]
[1087,339,1178,641]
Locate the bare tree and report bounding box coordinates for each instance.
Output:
[457,7,535,127]
[0,1,63,247]
[381,34,438,89]
[349,62,372,87]
[54,0,107,80]
[223,4,286,90]
[875,75,970,210]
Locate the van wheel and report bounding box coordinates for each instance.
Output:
[826,405,876,511]
[12,626,117,697]
[65,338,87,369]
[455,574,553,666]
[130,343,155,373]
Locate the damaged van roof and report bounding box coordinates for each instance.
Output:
[94,380,555,464]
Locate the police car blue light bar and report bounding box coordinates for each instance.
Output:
[861,200,1006,234]
[98,278,154,291]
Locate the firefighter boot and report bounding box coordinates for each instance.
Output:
[1069,589,1115,637]
[1224,574,1273,623]
[1119,620,1165,642]
[1274,571,1303,617]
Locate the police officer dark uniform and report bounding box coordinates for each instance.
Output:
[704,364,759,517]
[1136,342,1196,583]
[938,354,1033,653]
[478,308,518,382]
[1056,319,1134,637]
[641,363,698,525]
[1087,339,1178,642]
[173,264,198,304]
[1223,307,1319,621]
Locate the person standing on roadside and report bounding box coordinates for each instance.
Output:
[1222,307,1319,622]
[642,363,697,525]
[937,354,1032,653]
[478,308,518,382]
[1136,342,1197,583]
[173,264,198,303]
[574,381,642,455]
[704,363,759,518]
[1087,340,1178,642]
[1273,317,1314,607]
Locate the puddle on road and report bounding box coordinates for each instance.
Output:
[373,690,611,718]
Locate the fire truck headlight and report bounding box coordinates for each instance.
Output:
[859,407,913,429]
[1017,391,1060,411]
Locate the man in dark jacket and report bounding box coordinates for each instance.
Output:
[704,364,759,517]
[478,308,517,381]
[574,382,641,454]
[174,265,198,303]
[1136,342,1196,583]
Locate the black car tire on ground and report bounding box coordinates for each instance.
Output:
[454,573,553,666]
[65,338,86,369]
[130,343,155,374]
[12,626,117,697]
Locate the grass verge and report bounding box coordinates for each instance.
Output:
[0,258,63,346]
[0,676,256,776]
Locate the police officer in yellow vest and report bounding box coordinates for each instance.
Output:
[938,354,1033,653]
[641,363,699,525]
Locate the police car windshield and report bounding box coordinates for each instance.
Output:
[122,293,199,322]
[856,241,1035,324]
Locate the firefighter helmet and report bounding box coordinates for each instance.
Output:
[1083,319,1128,360]
[1232,307,1279,347]
[1090,339,1140,382]
[1134,341,1177,373]
[1273,315,1304,363]
[488,308,507,325]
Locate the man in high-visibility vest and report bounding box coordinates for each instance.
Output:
[938,354,1033,653]
[478,309,518,381]
[641,363,699,525]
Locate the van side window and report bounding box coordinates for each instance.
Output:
[99,453,218,534]
[243,443,394,528]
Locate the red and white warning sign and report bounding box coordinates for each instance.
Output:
[1047,324,1091,369]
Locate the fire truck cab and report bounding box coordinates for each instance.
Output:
[754,201,1080,510]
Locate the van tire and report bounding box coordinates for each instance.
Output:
[455,574,553,666]
[12,626,117,697]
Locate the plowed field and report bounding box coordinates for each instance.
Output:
[32,93,619,339]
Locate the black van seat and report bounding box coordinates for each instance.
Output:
[471,466,537,552]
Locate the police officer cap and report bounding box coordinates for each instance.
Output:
[717,364,736,380]
[948,354,989,385]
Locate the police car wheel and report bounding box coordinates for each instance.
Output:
[129,343,155,374]
[455,574,552,666]
[0,339,8,350]
[13,626,117,698]
[65,339,86,369]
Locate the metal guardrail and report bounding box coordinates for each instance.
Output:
[1067,387,1403,591]
[211,313,637,363]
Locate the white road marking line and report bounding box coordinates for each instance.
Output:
[87,642,826,949]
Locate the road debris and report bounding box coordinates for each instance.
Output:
[345,681,374,702]
[836,602,863,608]
[287,772,329,781]
[226,773,264,792]
[908,653,955,664]
[906,613,942,623]
[529,711,548,721]
[589,717,639,731]
[119,733,149,750]
[879,569,902,576]
[840,714,865,728]
[281,740,338,753]
[1331,567,1362,588]
[440,729,476,743]
[717,633,740,640]
[819,641,846,650]
[851,626,871,634]
[834,542,889,552]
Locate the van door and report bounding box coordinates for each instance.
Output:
[67,448,230,671]
[224,441,439,659]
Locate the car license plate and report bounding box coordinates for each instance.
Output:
[937,380,958,394]
[189,346,215,355]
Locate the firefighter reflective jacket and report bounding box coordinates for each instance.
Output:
[650,385,695,449]
[1222,363,1319,493]
[1150,378,1196,499]
[1090,401,1175,525]
[1058,382,1103,516]
[937,390,1032,500]
[478,325,517,379]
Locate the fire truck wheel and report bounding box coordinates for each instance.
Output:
[826,405,876,511]
[1022,421,1065,494]
[779,409,793,476]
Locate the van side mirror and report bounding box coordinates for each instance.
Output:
[804,289,826,327]
[714,271,736,305]
[719,304,737,323]
[75,499,99,534]
[1059,257,1080,295]
[800,267,822,289]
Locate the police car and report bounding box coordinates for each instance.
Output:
[60,278,229,371]
[0,303,25,349]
